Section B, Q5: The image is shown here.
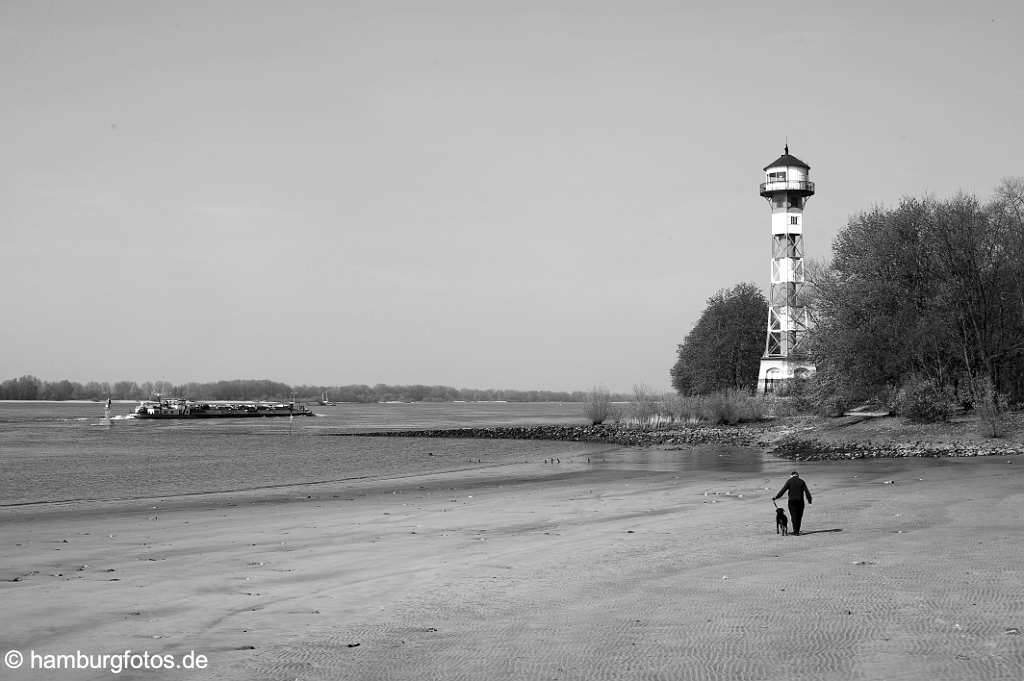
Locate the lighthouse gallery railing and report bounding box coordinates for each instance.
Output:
[760,180,815,195]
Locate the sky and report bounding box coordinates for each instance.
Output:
[2,0,1022,393]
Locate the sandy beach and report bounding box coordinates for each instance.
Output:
[2,445,1023,681]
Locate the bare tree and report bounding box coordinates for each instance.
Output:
[630,383,658,429]
[582,386,613,425]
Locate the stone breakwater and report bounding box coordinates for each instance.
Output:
[338,423,1024,459]
[771,435,1024,460]
[341,423,771,448]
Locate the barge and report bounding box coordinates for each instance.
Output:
[132,397,315,419]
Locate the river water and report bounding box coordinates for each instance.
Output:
[0,401,768,507]
[0,401,595,506]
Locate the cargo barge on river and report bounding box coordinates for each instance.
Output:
[132,397,315,419]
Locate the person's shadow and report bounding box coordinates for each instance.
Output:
[799,528,843,535]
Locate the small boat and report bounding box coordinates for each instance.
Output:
[317,391,336,406]
[131,397,315,419]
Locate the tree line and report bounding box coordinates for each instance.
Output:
[810,178,1024,408]
[0,376,613,403]
[670,178,1024,411]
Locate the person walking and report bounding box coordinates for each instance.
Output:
[773,471,812,535]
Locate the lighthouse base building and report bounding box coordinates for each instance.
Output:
[757,358,815,395]
[757,147,816,394]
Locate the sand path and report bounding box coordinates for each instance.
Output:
[2,448,1022,680]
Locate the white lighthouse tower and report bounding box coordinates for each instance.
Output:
[757,145,815,393]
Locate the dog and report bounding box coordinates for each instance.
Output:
[776,507,789,536]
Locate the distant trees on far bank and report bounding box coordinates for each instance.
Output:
[0,376,120,401]
[0,375,620,403]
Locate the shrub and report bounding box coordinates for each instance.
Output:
[802,370,859,417]
[766,396,800,418]
[700,392,736,424]
[773,377,818,414]
[628,384,659,429]
[675,395,707,423]
[882,384,902,413]
[971,375,1009,438]
[655,393,685,424]
[773,378,804,399]
[665,390,766,424]
[582,386,613,425]
[896,376,955,423]
[699,389,765,424]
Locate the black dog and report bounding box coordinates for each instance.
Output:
[776,508,789,536]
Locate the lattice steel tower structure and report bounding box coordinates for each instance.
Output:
[757,146,816,393]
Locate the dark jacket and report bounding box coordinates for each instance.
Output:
[775,476,812,503]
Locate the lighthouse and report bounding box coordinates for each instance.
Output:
[757,145,815,393]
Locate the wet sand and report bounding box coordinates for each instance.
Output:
[2,448,1023,680]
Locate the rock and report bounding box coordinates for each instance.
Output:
[769,433,1023,461]
[341,422,770,449]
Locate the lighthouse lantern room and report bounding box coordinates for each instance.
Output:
[757,145,816,394]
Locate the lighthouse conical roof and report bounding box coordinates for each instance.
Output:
[763,149,810,171]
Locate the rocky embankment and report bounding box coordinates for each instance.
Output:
[343,421,1024,460]
[344,423,771,447]
[771,435,1024,460]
